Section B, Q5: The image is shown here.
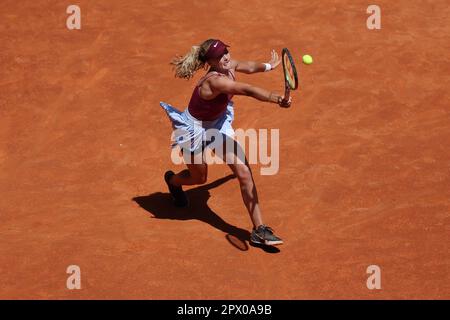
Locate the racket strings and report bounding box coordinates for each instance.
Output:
[284,59,295,87]
[282,48,298,90]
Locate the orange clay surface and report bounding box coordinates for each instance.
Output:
[0,0,449,299]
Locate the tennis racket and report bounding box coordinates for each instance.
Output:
[281,48,299,106]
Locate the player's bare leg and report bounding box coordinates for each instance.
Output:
[227,160,263,228]
[220,138,283,245]
[170,163,208,186]
[165,153,207,207]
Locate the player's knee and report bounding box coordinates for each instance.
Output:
[192,172,207,185]
[198,174,207,184]
[236,165,252,185]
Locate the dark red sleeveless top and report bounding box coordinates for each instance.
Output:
[188,71,235,121]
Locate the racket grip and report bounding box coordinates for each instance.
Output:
[284,85,291,100]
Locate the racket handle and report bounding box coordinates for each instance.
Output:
[284,85,291,100]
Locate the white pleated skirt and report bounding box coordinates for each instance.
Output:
[160,101,235,154]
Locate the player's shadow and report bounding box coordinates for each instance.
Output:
[132,174,280,253]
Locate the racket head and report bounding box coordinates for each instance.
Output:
[282,48,299,91]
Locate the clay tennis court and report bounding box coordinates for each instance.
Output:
[1,0,449,299]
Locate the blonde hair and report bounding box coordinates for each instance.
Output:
[171,39,215,80]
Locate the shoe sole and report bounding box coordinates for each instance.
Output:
[264,240,283,246]
[250,238,283,246]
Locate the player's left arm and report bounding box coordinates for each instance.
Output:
[231,49,281,74]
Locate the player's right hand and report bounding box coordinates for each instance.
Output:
[278,96,292,108]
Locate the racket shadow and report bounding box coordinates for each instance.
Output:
[132,174,280,253]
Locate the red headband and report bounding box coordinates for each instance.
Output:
[204,40,230,60]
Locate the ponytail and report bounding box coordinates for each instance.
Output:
[171,46,205,80]
[170,39,215,80]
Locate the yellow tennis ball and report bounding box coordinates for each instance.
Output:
[302,54,313,65]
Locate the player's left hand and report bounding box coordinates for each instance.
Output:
[268,49,281,69]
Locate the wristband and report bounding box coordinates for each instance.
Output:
[263,63,272,72]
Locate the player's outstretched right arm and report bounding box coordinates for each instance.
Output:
[209,76,291,107]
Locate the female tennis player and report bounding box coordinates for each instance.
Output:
[160,39,291,246]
